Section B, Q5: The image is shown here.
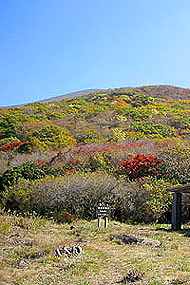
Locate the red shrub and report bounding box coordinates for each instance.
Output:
[0,142,24,151]
[121,153,163,180]
[78,142,144,155]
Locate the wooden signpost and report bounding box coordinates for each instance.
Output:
[96,203,110,228]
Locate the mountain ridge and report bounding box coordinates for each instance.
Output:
[36,85,190,103]
[2,85,190,108]
[37,89,103,103]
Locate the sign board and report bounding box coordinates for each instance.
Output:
[96,205,110,217]
[96,203,110,228]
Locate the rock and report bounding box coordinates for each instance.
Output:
[15,259,29,269]
[110,234,162,247]
[138,239,162,247]
[110,234,142,244]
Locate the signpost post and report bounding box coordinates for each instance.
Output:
[96,203,110,228]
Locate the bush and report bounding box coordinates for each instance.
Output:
[132,121,176,138]
[0,137,20,147]
[2,174,118,218]
[0,162,45,190]
[74,128,101,143]
[159,145,190,184]
[31,125,76,149]
[44,149,112,176]
[129,94,154,107]
[111,179,152,223]
[182,193,190,223]
[112,128,126,142]
[144,178,173,222]
[120,153,164,180]
[0,142,24,152]
[1,173,173,223]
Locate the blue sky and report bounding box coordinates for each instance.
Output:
[0,0,190,106]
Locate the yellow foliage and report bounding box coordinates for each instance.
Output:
[30,137,48,150]
[56,134,77,147]
[113,128,126,142]
[125,131,146,140]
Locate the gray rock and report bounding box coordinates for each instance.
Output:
[15,259,29,269]
[110,234,142,244]
[110,234,162,247]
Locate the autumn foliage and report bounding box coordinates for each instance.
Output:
[1,86,190,223]
[121,154,163,179]
[0,142,24,151]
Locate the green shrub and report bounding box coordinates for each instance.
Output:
[74,128,101,143]
[32,125,68,141]
[159,145,190,184]
[31,125,76,149]
[144,178,172,222]
[0,162,45,190]
[132,121,176,138]
[119,107,151,119]
[129,94,154,107]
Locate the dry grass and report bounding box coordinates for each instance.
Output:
[0,213,190,285]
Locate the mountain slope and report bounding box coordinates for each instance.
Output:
[37,85,190,103]
[38,88,103,103]
[0,84,190,151]
[1,84,190,225]
[2,85,190,108]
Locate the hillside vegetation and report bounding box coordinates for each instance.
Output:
[0,85,190,223]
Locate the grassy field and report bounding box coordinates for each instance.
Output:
[0,213,190,285]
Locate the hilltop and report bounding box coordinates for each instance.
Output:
[3,85,190,108]
[32,85,190,103]
[37,89,102,103]
[31,85,190,103]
